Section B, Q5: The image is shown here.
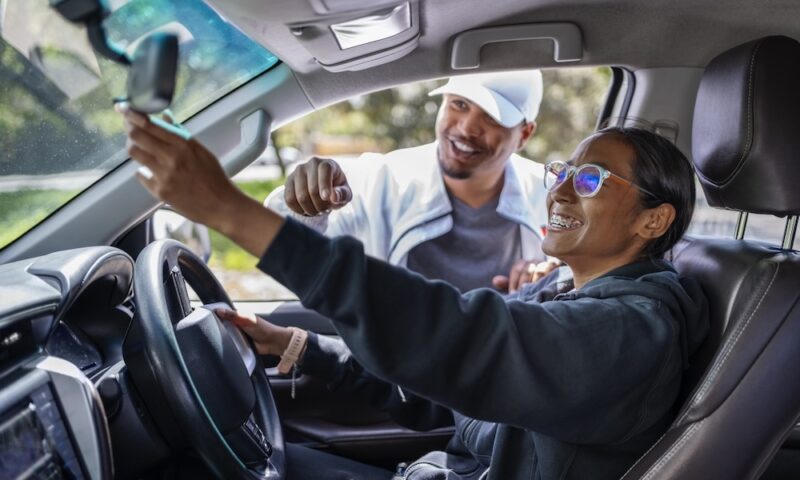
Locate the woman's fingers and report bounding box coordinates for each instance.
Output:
[215,309,292,356]
[118,102,185,146]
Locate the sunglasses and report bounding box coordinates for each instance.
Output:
[543,160,659,199]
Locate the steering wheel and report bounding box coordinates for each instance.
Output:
[124,239,284,479]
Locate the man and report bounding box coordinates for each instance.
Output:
[266,70,557,292]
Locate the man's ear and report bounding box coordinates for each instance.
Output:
[516,121,537,150]
[636,203,676,241]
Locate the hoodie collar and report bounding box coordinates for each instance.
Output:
[529,259,675,299]
[593,258,675,281]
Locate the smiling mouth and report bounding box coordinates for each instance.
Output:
[448,138,481,157]
[549,212,584,231]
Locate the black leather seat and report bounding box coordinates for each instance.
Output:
[622,36,800,480]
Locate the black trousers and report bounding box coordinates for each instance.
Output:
[285,443,395,480]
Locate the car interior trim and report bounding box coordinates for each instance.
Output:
[596,68,625,130]
[330,3,412,50]
[692,36,800,215]
[35,355,114,480]
[735,211,748,240]
[781,216,797,250]
[450,23,583,70]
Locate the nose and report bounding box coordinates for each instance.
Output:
[456,108,485,137]
[549,172,578,204]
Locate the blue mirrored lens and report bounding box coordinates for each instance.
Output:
[544,163,568,190]
[574,166,602,196]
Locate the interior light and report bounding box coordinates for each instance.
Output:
[330,3,411,50]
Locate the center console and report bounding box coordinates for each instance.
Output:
[0,355,112,480]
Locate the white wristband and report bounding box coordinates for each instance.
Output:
[277,327,308,375]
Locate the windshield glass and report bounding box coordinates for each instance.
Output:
[0,0,279,249]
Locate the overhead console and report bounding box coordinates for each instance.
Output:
[289,1,420,72]
[207,0,420,72]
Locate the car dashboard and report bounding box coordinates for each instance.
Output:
[0,247,133,480]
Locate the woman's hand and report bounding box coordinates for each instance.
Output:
[215,309,292,356]
[118,103,284,258]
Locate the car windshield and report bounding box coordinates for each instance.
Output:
[0,0,279,250]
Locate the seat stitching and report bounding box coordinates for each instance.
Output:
[677,263,778,423]
[620,428,671,479]
[641,420,704,480]
[719,39,762,186]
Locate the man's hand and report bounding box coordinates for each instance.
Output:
[492,259,561,293]
[285,157,353,216]
[215,309,293,356]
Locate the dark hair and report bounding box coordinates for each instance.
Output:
[596,126,696,258]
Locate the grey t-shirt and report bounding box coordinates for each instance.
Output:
[406,193,522,292]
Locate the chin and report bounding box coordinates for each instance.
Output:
[541,237,571,259]
[439,157,472,179]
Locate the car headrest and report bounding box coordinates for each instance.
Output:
[692,35,800,215]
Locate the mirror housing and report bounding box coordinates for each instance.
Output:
[50,0,178,113]
[127,33,178,113]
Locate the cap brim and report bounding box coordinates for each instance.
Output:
[429,83,524,128]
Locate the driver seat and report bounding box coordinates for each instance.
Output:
[622,36,800,479]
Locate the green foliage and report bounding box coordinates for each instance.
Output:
[273,80,444,155]
[272,68,610,165]
[0,189,79,249]
[208,229,257,271]
[526,68,612,163]
[236,178,286,201]
[208,178,285,271]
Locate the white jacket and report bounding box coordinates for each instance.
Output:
[265,142,549,266]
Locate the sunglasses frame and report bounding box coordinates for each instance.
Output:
[543,160,659,200]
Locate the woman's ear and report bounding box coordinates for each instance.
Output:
[637,203,676,240]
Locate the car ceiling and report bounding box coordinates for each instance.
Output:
[208,0,800,107]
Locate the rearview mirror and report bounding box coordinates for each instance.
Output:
[127,33,178,113]
[50,0,178,113]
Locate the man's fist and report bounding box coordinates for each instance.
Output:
[284,157,353,216]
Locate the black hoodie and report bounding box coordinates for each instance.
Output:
[259,218,709,479]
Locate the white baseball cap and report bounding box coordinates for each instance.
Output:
[428,70,544,128]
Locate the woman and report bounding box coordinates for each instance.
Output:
[121,105,709,480]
